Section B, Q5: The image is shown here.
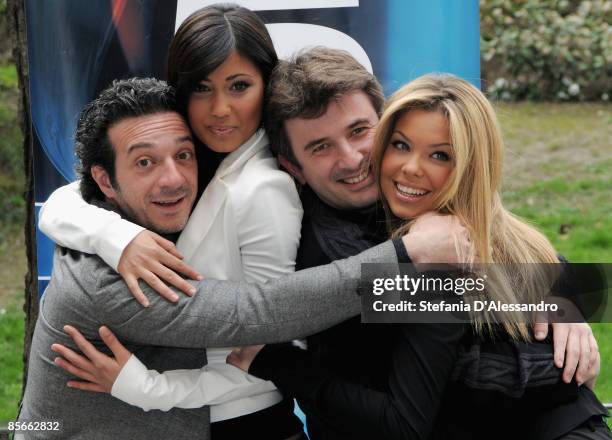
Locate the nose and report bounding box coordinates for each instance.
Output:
[211,92,231,119]
[337,139,365,171]
[400,153,424,178]
[158,158,187,189]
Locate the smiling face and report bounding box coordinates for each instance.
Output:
[187,51,264,153]
[93,112,198,234]
[380,109,454,220]
[283,90,380,210]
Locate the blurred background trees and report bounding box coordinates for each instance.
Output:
[481,0,611,101]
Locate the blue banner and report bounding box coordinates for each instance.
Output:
[25,0,480,294]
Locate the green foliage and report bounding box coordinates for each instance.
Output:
[481,0,612,101]
[591,324,612,419]
[0,96,21,175]
[0,63,24,236]
[0,304,24,424]
[0,64,17,90]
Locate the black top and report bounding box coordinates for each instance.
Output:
[295,185,387,271]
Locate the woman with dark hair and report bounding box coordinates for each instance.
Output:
[39,4,304,439]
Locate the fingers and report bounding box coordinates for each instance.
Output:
[153,233,184,260]
[160,254,203,282]
[119,230,201,303]
[533,316,549,340]
[562,330,580,383]
[67,381,107,393]
[151,261,197,297]
[140,271,180,303]
[63,325,111,367]
[553,323,570,368]
[99,326,131,365]
[125,274,150,308]
[574,332,591,384]
[53,356,97,383]
[51,344,96,380]
[584,352,600,390]
[589,333,599,368]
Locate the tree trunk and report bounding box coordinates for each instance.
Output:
[8,0,37,424]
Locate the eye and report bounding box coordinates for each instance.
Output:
[193,83,211,93]
[230,81,250,92]
[351,126,369,137]
[432,151,451,161]
[136,158,152,168]
[177,150,194,161]
[312,143,330,154]
[390,140,410,151]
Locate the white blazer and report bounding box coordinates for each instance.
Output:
[177,128,302,284]
[38,129,303,422]
[176,128,303,421]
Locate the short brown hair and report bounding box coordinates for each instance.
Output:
[265,47,384,165]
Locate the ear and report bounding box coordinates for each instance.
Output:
[278,155,306,185]
[90,165,118,200]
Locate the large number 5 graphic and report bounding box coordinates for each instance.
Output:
[175,0,372,72]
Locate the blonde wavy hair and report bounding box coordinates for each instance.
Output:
[372,74,559,339]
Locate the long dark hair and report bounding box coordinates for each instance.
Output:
[167,3,278,189]
[167,3,278,115]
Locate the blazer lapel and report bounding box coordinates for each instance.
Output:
[176,129,269,262]
[176,177,227,262]
[215,129,268,179]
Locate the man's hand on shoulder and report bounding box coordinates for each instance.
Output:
[402,212,474,264]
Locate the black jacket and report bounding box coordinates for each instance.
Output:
[253,187,608,439]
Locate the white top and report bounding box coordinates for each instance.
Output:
[39,129,303,421]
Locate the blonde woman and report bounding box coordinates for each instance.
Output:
[232,74,609,439]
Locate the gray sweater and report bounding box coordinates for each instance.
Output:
[18,240,398,439]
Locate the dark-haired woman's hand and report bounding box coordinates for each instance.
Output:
[118,230,203,307]
[51,325,131,393]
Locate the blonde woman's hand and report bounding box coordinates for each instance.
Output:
[533,321,600,385]
[118,230,203,307]
[402,212,474,264]
[51,325,131,393]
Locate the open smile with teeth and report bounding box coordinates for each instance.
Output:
[341,169,370,185]
[395,182,430,197]
[152,196,185,207]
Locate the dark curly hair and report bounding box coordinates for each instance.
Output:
[75,78,177,202]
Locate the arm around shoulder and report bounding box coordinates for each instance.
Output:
[39,181,144,270]
[94,240,399,348]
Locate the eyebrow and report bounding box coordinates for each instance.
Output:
[176,135,194,144]
[302,118,374,151]
[393,129,450,148]
[303,136,329,151]
[126,135,193,155]
[201,73,253,82]
[348,118,373,129]
[126,142,154,155]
